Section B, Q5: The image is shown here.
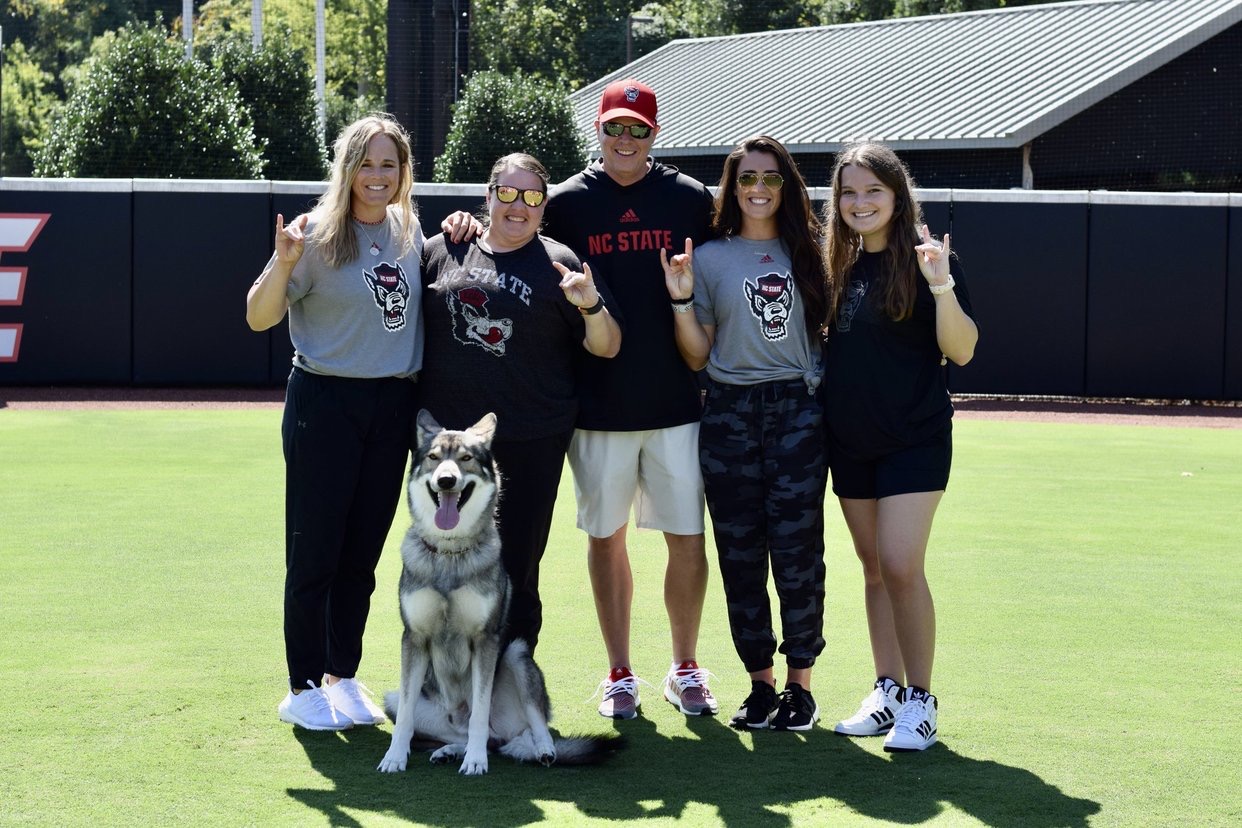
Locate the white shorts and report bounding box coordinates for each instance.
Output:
[568,423,705,538]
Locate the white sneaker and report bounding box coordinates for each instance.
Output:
[323,677,387,725]
[883,689,937,752]
[278,680,353,731]
[835,678,904,736]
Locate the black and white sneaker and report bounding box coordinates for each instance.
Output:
[883,688,937,751]
[834,677,904,736]
[771,683,819,732]
[729,680,779,730]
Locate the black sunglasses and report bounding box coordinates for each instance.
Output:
[737,172,785,189]
[492,185,546,207]
[601,122,654,139]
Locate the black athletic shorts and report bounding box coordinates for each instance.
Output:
[829,424,952,500]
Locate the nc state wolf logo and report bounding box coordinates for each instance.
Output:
[449,286,513,356]
[364,262,410,332]
[745,272,794,341]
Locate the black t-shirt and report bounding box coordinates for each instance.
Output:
[419,233,610,442]
[824,251,975,460]
[543,159,715,432]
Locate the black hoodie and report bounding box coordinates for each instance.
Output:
[544,159,715,431]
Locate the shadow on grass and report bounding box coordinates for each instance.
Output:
[289,713,1100,826]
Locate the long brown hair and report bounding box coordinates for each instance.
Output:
[714,135,828,340]
[823,142,923,321]
[313,113,418,269]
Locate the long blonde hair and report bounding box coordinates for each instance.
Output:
[313,114,418,269]
[823,142,924,322]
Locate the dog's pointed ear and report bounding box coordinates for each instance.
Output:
[416,409,443,444]
[469,412,497,445]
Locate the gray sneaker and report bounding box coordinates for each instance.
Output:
[663,660,719,716]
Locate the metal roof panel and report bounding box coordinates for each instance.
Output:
[572,0,1242,154]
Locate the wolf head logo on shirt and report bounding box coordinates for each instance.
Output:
[836,279,867,333]
[745,272,794,341]
[363,262,410,332]
[449,286,513,356]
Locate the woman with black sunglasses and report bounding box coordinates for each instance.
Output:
[417,152,621,651]
[662,135,831,733]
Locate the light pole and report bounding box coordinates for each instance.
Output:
[1,26,5,177]
[626,14,655,65]
[251,0,262,49]
[182,0,192,58]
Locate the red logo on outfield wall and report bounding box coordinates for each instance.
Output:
[0,213,50,362]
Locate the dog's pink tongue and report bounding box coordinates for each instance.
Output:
[435,491,461,530]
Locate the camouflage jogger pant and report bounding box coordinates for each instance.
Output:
[700,377,828,673]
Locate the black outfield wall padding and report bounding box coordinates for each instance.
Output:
[0,182,132,384]
[949,192,1090,397]
[1226,200,1242,400]
[1086,195,1229,399]
[133,182,271,385]
[1,179,1238,400]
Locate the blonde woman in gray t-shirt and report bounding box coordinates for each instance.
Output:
[662,135,831,734]
[247,114,425,733]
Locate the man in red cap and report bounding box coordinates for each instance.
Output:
[541,79,718,721]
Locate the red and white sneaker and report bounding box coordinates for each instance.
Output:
[663,660,719,716]
[595,666,641,719]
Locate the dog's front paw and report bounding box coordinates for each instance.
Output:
[430,744,464,765]
[377,748,410,773]
[534,733,556,766]
[459,753,489,776]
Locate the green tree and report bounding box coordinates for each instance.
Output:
[33,20,262,178]
[434,71,586,184]
[207,32,326,180]
[0,40,56,175]
[196,0,386,126]
[470,0,636,88]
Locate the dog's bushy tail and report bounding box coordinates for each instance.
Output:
[500,733,626,766]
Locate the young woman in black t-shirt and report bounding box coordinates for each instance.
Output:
[821,142,978,752]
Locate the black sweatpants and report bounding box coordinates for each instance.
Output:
[282,367,416,690]
[490,431,572,652]
[700,378,828,673]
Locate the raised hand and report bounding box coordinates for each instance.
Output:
[915,224,951,286]
[660,237,695,300]
[275,213,308,265]
[552,260,601,310]
[441,210,483,243]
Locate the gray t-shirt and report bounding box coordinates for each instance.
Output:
[281,210,425,379]
[694,235,820,386]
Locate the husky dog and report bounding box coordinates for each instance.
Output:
[378,410,618,774]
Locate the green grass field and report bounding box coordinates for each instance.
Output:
[1,409,1239,827]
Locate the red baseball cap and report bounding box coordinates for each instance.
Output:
[597,79,658,128]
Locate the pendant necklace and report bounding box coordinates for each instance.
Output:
[353,214,385,256]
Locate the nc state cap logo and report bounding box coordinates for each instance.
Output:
[624,86,640,102]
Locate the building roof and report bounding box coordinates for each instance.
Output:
[571,0,1242,156]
